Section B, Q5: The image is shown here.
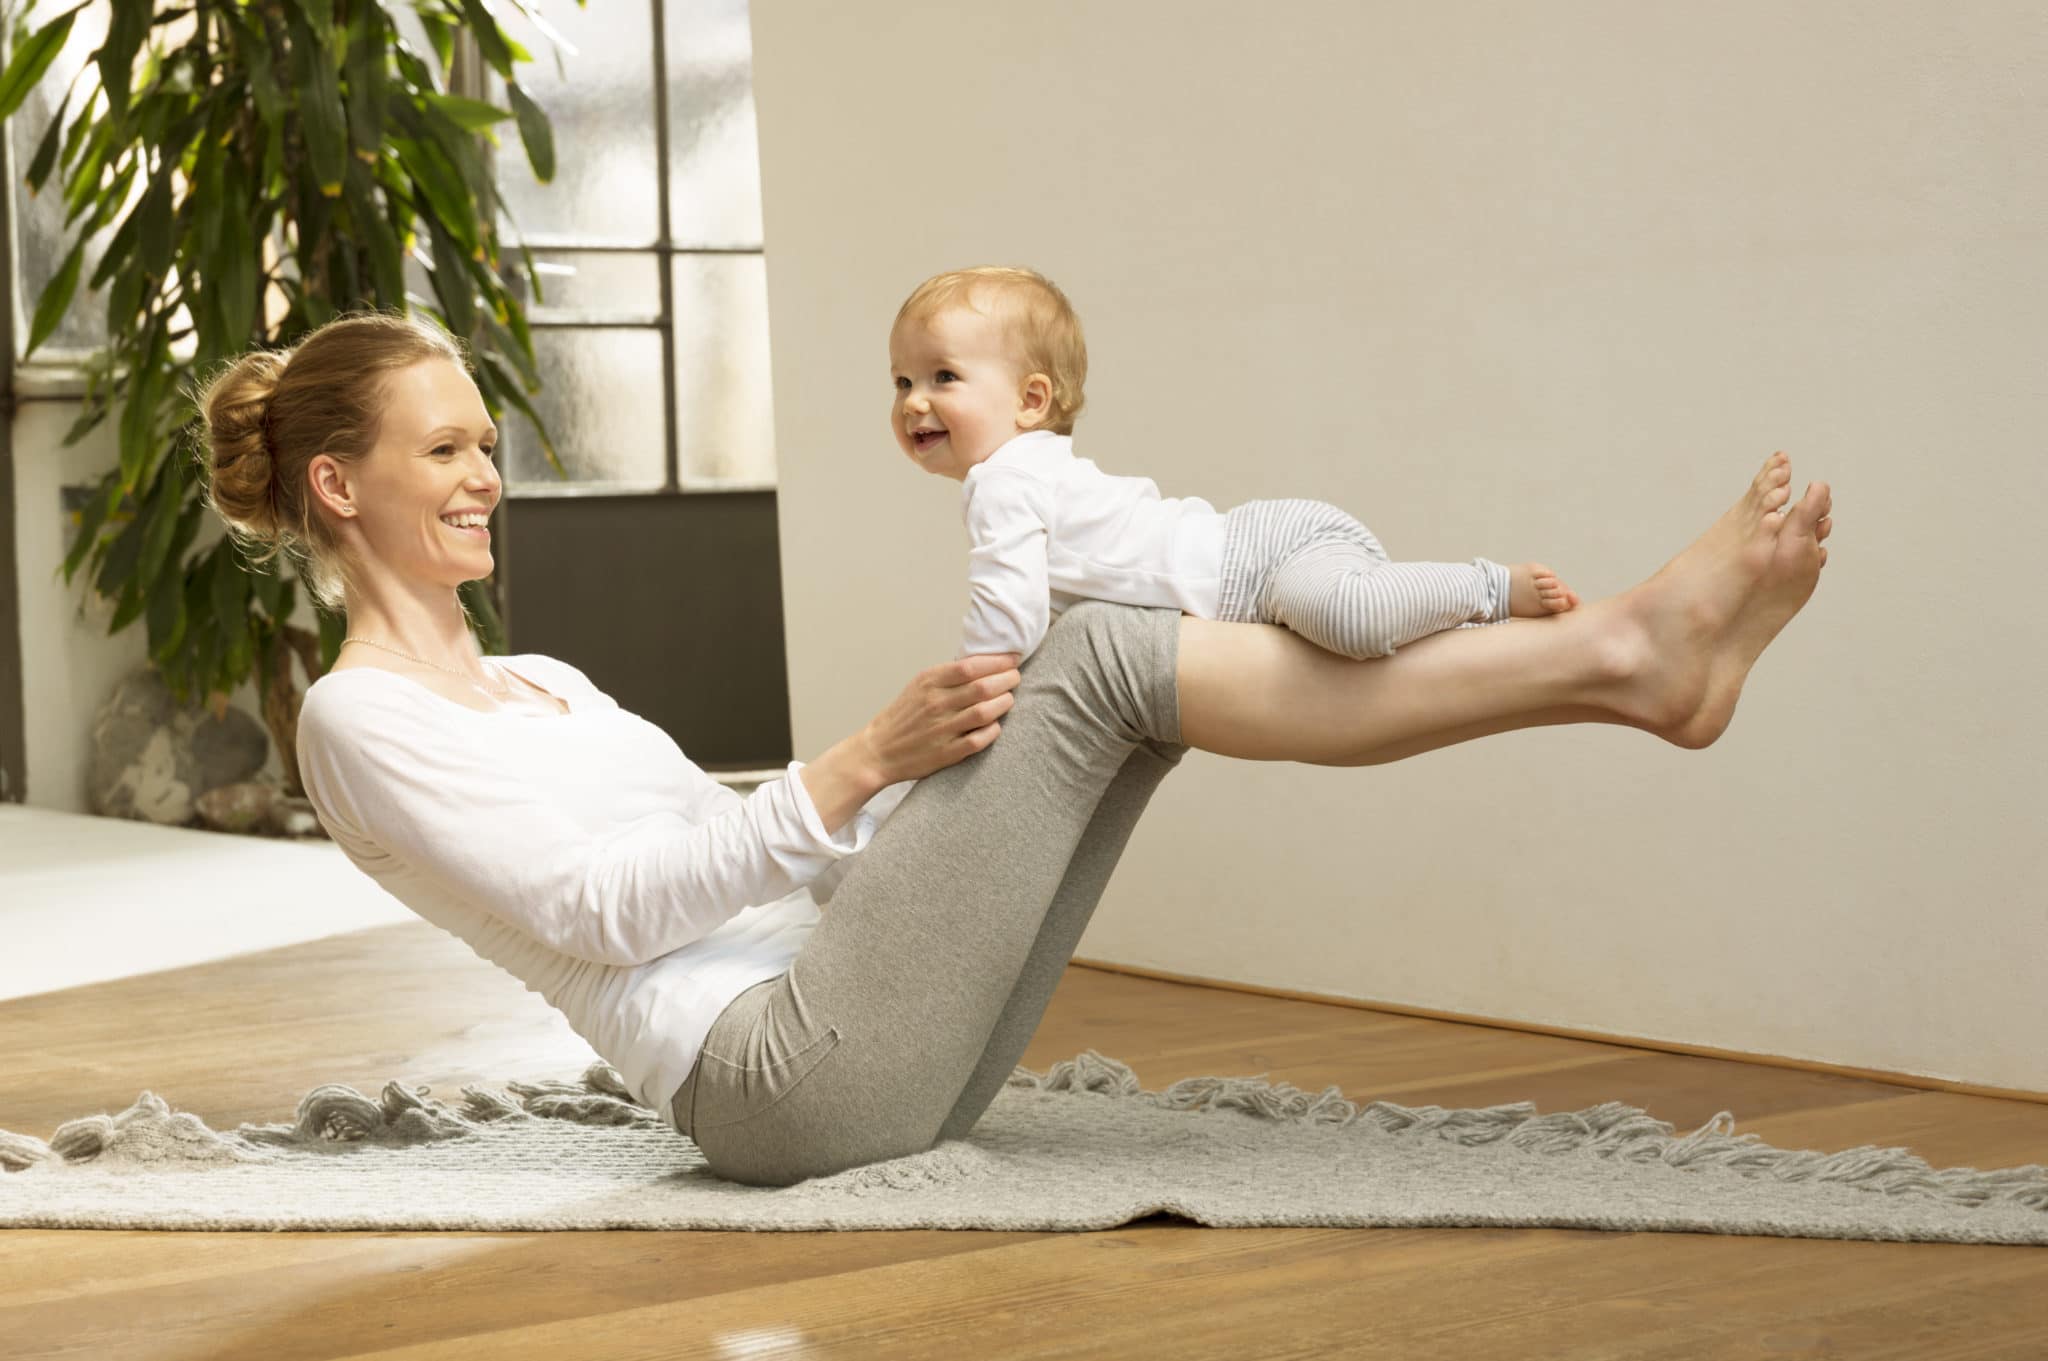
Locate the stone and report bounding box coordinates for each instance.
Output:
[89,664,269,826]
[270,795,326,839]
[195,780,279,835]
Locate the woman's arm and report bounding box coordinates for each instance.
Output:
[798,734,889,837]
[800,651,1025,836]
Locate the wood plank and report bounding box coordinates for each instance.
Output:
[1,921,2043,1361]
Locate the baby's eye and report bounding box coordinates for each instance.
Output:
[893,376,910,390]
[936,370,959,383]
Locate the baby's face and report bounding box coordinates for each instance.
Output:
[889,304,1032,481]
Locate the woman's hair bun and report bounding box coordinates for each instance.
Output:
[196,348,293,546]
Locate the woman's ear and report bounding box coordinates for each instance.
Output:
[1015,372,1054,430]
[307,454,353,520]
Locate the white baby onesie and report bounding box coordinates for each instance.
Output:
[958,430,1226,660]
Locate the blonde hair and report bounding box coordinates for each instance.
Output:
[894,266,1088,435]
[190,308,471,613]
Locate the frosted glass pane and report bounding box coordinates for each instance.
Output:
[504,249,661,324]
[665,0,764,248]
[670,254,776,485]
[489,0,659,247]
[501,328,667,490]
[11,3,116,360]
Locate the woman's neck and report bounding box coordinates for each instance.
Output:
[339,579,482,670]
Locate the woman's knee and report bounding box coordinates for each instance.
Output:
[1030,601,1182,747]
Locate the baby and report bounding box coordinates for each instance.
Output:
[889,266,1582,663]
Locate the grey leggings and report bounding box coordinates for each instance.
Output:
[670,599,1187,1186]
[1217,498,1512,658]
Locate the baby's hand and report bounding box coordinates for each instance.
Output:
[1509,562,1579,617]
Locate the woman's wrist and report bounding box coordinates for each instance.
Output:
[797,731,890,838]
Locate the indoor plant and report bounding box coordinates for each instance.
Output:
[0,0,572,797]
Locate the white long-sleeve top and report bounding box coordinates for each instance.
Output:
[295,653,912,1135]
[958,430,1226,660]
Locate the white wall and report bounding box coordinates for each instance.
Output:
[753,1,2048,1090]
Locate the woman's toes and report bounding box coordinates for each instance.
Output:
[1785,481,1828,533]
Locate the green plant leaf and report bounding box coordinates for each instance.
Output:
[476,349,562,477]
[108,576,147,634]
[57,80,95,166]
[343,0,387,160]
[94,500,146,599]
[104,244,145,335]
[185,540,220,633]
[0,3,82,121]
[86,192,142,291]
[145,548,187,663]
[133,453,184,588]
[135,155,174,279]
[422,91,513,134]
[216,162,258,345]
[390,132,473,247]
[316,606,347,673]
[24,236,84,359]
[479,308,538,390]
[61,474,117,583]
[212,540,251,627]
[288,7,347,195]
[458,0,516,78]
[117,320,167,490]
[412,11,453,86]
[60,120,109,225]
[247,550,285,620]
[427,218,474,336]
[24,82,72,191]
[96,0,150,123]
[504,80,553,183]
[343,160,407,304]
[224,6,284,122]
[294,0,336,45]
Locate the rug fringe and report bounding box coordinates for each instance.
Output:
[7,1051,2046,1217]
[1007,1050,2048,1214]
[0,1060,658,1171]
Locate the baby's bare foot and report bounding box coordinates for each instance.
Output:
[1600,450,1832,748]
[1509,562,1580,617]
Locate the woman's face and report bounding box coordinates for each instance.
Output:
[315,358,503,593]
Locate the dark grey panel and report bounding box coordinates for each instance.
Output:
[503,491,791,769]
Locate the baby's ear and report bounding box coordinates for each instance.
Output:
[1016,372,1054,429]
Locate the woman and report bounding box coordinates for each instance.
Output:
[196,311,1833,1187]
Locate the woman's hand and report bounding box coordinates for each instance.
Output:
[859,652,1022,785]
[798,653,1022,840]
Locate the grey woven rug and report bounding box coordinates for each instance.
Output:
[2,1051,2043,1242]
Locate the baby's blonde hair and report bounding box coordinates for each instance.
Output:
[894,266,1088,435]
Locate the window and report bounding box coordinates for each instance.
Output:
[11,0,780,498]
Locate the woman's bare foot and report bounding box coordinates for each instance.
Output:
[1509,562,1580,617]
[1596,451,1834,748]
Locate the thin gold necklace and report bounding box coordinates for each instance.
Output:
[341,636,513,698]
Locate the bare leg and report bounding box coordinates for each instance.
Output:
[1180,451,1835,766]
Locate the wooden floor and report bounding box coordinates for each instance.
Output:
[2,922,2044,1361]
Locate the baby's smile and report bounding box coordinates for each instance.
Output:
[913,430,948,453]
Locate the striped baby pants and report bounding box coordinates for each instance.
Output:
[1214,498,1512,659]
